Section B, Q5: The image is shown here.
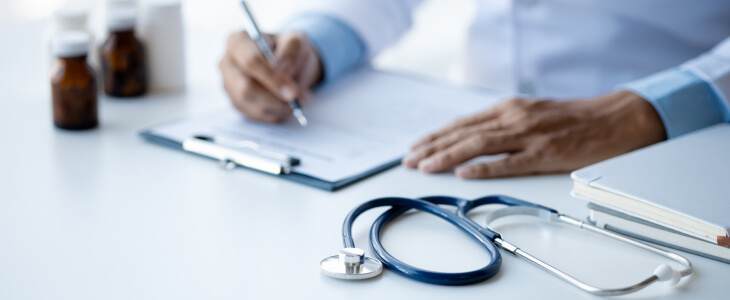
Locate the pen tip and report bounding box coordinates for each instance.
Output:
[293,110,308,126]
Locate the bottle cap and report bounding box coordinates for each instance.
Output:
[145,0,181,14]
[106,0,137,9]
[51,7,88,31]
[53,31,91,58]
[107,7,137,31]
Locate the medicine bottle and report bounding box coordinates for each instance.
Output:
[50,32,98,130]
[43,7,97,74]
[102,8,147,97]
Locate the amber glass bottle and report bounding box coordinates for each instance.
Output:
[101,8,146,97]
[50,32,98,130]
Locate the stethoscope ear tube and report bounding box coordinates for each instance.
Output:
[484,208,694,296]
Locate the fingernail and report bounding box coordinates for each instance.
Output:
[280,86,295,101]
[456,167,472,178]
[403,152,419,166]
[418,158,435,173]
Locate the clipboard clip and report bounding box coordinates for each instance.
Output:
[182,135,298,175]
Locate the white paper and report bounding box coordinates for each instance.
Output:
[148,70,505,182]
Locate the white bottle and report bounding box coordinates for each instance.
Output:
[43,7,98,75]
[138,0,186,92]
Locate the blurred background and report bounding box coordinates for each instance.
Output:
[0,0,477,98]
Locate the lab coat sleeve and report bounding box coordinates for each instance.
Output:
[282,14,366,83]
[622,38,730,138]
[281,0,423,82]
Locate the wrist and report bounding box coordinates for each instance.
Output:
[589,91,667,149]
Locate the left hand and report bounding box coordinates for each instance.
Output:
[402,91,667,178]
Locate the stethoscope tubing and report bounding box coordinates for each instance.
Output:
[335,195,693,294]
[341,195,553,285]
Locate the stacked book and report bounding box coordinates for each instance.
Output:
[571,124,730,264]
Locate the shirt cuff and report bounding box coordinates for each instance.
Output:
[281,14,366,84]
[621,68,725,138]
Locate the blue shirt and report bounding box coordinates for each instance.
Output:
[283,14,730,139]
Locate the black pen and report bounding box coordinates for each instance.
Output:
[240,1,309,126]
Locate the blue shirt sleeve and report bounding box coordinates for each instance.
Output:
[621,68,728,139]
[281,14,366,84]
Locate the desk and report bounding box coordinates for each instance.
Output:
[1,8,728,300]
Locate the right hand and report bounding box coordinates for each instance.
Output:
[219,31,323,122]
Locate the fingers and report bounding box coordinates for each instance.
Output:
[274,33,303,76]
[233,78,292,123]
[411,107,502,150]
[227,32,300,102]
[415,133,522,174]
[220,55,290,122]
[403,120,502,167]
[279,32,324,89]
[455,152,539,179]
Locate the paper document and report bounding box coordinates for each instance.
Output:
[144,70,505,185]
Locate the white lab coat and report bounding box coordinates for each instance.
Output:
[301,0,730,107]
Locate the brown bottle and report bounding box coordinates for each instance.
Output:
[50,32,98,130]
[102,8,146,97]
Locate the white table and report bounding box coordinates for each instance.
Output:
[1,9,728,300]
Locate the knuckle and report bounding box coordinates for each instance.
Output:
[541,136,567,156]
[472,164,492,176]
[453,130,472,142]
[506,98,526,107]
[232,98,251,117]
[452,118,470,128]
[436,152,455,165]
[242,55,259,71]
[420,145,438,157]
[247,103,268,118]
[468,134,488,147]
[287,37,302,50]
[240,80,258,101]
[422,134,438,144]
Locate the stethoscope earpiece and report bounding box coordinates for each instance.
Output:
[320,248,383,280]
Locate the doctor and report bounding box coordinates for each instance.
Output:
[219,0,730,178]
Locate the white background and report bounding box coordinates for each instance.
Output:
[1,1,728,299]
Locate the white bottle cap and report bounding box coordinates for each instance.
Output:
[107,7,137,31]
[145,0,181,14]
[52,7,88,31]
[107,0,137,9]
[53,31,91,58]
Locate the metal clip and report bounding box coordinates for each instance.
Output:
[182,136,290,175]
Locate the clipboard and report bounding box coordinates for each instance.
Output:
[140,70,504,191]
[139,130,400,191]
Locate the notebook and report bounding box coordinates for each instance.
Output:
[571,123,730,246]
[588,203,730,264]
[140,69,504,191]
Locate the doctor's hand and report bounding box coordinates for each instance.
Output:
[402,91,667,178]
[219,31,323,122]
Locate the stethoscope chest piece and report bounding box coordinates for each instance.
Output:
[320,248,383,280]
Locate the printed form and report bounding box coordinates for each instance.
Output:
[147,70,505,182]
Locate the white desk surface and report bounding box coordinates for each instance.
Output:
[1,11,729,300]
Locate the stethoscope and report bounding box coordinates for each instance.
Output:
[320,195,693,296]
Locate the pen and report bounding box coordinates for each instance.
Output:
[239,1,309,127]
